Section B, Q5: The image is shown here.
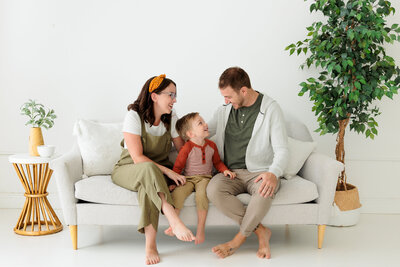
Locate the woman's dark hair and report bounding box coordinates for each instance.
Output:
[127,76,176,130]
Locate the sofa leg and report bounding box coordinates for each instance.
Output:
[69,225,78,250]
[318,225,326,249]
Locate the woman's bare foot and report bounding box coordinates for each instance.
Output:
[195,228,205,245]
[164,226,175,237]
[171,222,195,242]
[145,248,160,265]
[212,232,246,258]
[254,224,272,259]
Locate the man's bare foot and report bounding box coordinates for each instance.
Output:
[195,228,205,245]
[145,248,160,265]
[171,222,195,242]
[164,226,175,237]
[168,185,176,192]
[212,232,246,258]
[254,224,272,259]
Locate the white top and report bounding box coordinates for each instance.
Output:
[8,154,57,164]
[208,93,289,178]
[122,109,179,138]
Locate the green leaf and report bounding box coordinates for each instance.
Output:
[348,30,355,40]
[285,44,295,50]
[391,23,399,29]
[310,3,316,12]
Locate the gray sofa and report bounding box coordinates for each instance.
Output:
[51,117,343,250]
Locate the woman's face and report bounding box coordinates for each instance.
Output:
[152,83,177,115]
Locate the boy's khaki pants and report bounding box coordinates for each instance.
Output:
[206,169,280,237]
[172,175,211,210]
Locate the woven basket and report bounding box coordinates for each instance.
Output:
[334,183,362,211]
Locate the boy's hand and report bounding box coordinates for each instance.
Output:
[223,170,236,180]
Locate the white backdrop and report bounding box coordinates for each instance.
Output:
[1,0,399,213]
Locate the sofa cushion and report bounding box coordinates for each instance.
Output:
[73,120,123,176]
[75,175,318,206]
[283,137,317,179]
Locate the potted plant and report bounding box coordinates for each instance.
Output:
[20,99,57,156]
[286,0,400,225]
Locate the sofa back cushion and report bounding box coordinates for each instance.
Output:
[73,119,123,176]
[284,113,313,142]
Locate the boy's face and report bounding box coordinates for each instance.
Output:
[187,115,209,140]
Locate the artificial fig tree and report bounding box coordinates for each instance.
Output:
[286,0,400,191]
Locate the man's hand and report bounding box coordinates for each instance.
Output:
[254,172,278,198]
[223,170,236,179]
[168,170,186,186]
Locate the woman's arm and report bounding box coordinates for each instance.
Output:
[172,136,184,152]
[124,132,186,185]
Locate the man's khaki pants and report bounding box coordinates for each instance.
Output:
[207,169,280,237]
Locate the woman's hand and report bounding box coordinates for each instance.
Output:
[167,169,186,186]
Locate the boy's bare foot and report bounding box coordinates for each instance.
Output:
[164,226,175,237]
[171,222,195,242]
[168,185,176,192]
[145,248,160,265]
[195,228,205,245]
[212,232,246,258]
[254,224,272,259]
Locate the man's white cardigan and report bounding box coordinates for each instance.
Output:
[208,93,289,178]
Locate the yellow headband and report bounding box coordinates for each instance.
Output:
[149,74,166,93]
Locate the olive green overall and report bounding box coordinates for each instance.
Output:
[111,119,175,233]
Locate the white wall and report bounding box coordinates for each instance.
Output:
[1,0,399,213]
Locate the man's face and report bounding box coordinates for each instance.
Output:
[219,86,245,109]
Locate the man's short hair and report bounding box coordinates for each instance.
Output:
[219,67,252,91]
[175,112,199,141]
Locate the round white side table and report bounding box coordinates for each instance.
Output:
[9,154,63,236]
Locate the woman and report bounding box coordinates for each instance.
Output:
[112,74,195,265]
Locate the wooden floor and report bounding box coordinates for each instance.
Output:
[0,209,399,267]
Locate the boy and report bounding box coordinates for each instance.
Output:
[164,112,236,244]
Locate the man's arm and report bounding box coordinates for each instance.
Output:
[207,108,219,138]
[268,104,289,178]
[255,104,289,198]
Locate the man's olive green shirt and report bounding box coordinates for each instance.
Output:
[224,93,263,169]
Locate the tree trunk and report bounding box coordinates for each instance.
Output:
[335,118,350,191]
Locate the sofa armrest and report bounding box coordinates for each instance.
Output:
[50,144,83,225]
[298,152,344,224]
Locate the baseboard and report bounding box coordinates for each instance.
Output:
[0,192,60,209]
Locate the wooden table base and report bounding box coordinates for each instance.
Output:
[13,163,63,236]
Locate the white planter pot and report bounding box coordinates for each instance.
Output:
[328,202,362,226]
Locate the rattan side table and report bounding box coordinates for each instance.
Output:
[9,154,63,236]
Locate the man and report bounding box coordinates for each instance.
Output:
[207,67,289,259]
